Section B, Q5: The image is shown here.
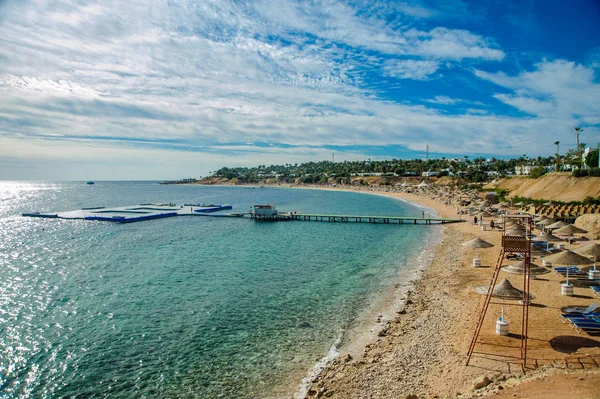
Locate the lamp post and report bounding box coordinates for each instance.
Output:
[554,141,560,171]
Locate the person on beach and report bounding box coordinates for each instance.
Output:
[421,210,425,218]
[474,216,478,224]
[490,220,495,229]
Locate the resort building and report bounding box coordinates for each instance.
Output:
[514,165,532,175]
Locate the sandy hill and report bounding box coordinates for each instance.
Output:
[485,172,600,202]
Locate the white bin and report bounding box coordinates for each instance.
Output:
[496,319,509,336]
[481,225,486,231]
[473,258,481,267]
[561,283,574,296]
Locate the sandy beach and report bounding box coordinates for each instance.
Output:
[299,187,600,399]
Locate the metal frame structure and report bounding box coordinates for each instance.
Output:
[466,214,533,371]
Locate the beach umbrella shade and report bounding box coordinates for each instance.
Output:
[533,215,546,222]
[546,220,568,230]
[514,202,526,207]
[544,201,555,206]
[537,218,556,226]
[553,224,587,235]
[475,279,535,320]
[533,233,563,252]
[501,261,550,277]
[575,243,600,270]
[554,224,588,249]
[541,250,594,284]
[462,238,494,259]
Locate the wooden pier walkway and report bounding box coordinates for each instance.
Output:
[250,212,462,225]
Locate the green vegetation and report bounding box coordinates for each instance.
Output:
[210,155,556,184]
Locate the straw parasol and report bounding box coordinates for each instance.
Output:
[537,218,556,226]
[477,211,493,218]
[554,224,588,249]
[546,220,568,230]
[541,250,594,284]
[533,233,563,252]
[575,243,600,271]
[514,202,526,207]
[462,238,494,260]
[554,224,587,236]
[501,261,550,277]
[544,201,556,206]
[475,279,535,320]
[475,278,535,299]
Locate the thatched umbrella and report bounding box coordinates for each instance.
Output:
[533,233,563,253]
[475,279,535,320]
[501,261,550,279]
[462,238,494,266]
[546,220,568,230]
[537,218,556,226]
[554,224,588,249]
[554,224,587,235]
[514,202,526,207]
[477,211,493,217]
[575,243,600,271]
[541,250,594,284]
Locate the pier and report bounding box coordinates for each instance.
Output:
[250,212,461,224]
[22,203,463,225]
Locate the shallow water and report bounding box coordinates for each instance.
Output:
[0,182,435,398]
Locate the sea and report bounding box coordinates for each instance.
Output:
[0,181,439,398]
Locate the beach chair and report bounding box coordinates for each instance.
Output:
[562,303,599,314]
[591,286,600,298]
[568,318,600,334]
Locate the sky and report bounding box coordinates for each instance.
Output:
[1,0,600,180]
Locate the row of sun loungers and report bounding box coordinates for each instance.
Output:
[560,304,600,334]
[552,266,587,277]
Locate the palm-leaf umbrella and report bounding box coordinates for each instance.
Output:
[462,238,495,265]
[533,233,563,252]
[546,220,568,230]
[575,243,600,271]
[501,261,550,278]
[554,224,588,249]
[541,250,594,284]
[475,279,535,320]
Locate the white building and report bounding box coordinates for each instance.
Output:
[515,165,532,175]
[253,204,278,216]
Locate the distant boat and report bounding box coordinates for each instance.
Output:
[86,181,95,185]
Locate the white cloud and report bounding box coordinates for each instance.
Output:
[426,95,458,105]
[475,59,600,124]
[407,27,504,61]
[383,59,440,80]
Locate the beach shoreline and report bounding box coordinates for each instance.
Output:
[188,183,600,398]
[292,190,445,398]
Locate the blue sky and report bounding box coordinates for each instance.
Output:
[0,0,599,180]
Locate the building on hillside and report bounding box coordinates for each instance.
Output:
[515,165,532,175]
[422,170,440,177]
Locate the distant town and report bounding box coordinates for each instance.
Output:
[166,146,600,185]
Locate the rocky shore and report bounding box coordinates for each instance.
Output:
[299,188,600,399]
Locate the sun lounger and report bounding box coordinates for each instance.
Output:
[573,278,600,287]
[591,286,600,298]
[562,303,599,314]
[552,267,587,277]
[567,318,600,334]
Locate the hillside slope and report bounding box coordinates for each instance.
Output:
[485,172,600,202]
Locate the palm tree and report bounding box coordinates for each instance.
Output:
[554,141,560,171]
[575,127,584,161]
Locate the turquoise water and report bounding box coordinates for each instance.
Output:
[0,182,435,398]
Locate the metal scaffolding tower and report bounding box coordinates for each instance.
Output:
[466,214,533,371]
